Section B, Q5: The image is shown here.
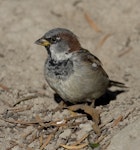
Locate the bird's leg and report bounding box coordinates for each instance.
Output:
[90,99,95,108]
[53,101,66,112]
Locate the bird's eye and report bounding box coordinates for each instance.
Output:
[50,36,61,43]
[50,37,56,43]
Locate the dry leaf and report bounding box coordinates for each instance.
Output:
[92,123,101,135]
[68,104,100,124]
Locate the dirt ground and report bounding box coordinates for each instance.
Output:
[0,0,140,150]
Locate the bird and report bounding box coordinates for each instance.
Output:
[35,28,126,123]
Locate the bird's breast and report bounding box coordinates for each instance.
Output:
[44,57,109,103]
[45,58,74,80]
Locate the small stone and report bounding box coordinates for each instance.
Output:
[59,129,71,139]
[79,122,93,132]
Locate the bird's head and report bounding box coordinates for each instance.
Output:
[35,28,81,61]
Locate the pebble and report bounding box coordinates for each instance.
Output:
[59,129,71,139]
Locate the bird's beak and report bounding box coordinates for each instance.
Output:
[35,38,50,47]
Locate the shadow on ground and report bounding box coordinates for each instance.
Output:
[54,89,127,106]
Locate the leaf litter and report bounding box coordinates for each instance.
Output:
[1,87,137,150]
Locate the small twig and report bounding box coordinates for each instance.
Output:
[95,135,107,143]
[102,141,111,149]
[123,108,135,119]
[13,92,50,107]
[99,118,114,129]
[2,114,86,128]
[72,133,89,146]
[13,94,39,107]
[50,10,62,17]
[7,140,24,150]
[95,33,112,50]
[125,37,131,47]
[6,143,18,150]
[39,114,87,129]
[27,130,38,145]
[84,12,102,32]
[35,115,47,128]
[8,105,33,113]
[60,143,88,150]
[111,115,123,127]
[1,117,41,125]
[118,47,132,57]
[40,127,59,149]
[22,130,34,139]
[53,101,66,112]
[39,135,43,148]
[56,125,76,149]
[64,114,87,121]
[40,134,53,150]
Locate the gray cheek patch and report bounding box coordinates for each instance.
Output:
[57,41,70,53]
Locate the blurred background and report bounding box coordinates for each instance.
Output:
[0,0,140,149]
[0,0,139,89]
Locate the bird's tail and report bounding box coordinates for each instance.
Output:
[109,80,128,88]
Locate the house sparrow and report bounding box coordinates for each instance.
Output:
[35,28,125,105]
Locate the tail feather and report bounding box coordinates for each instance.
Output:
[109,80,128,88]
